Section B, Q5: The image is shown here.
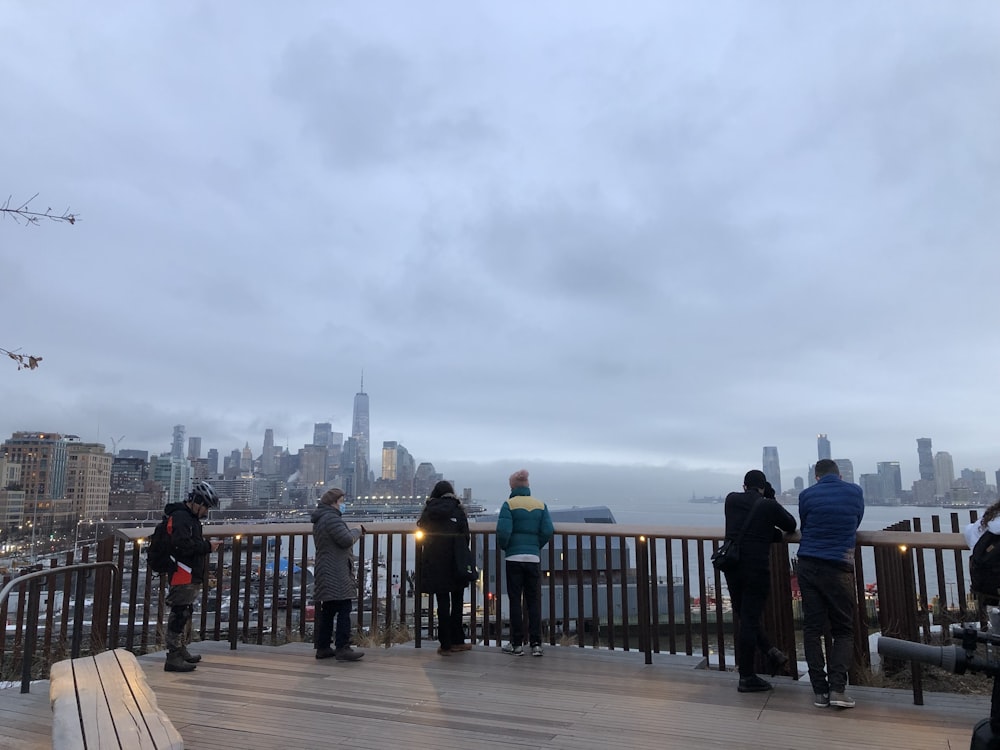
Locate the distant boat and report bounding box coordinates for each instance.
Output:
[689,496,724,504]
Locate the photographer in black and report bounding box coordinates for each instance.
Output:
[723,470,798,692]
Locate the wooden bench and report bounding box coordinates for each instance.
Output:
[49,648,183,749]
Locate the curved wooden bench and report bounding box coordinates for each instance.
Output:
[49,648,183,749]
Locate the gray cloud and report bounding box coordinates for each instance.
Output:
[2,2,999,500]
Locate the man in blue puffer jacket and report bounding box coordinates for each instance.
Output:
[497,469,554,657]
[797,458,865,710]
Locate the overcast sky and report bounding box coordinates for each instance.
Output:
[2,2,999,503]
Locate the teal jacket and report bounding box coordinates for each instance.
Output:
[496,487,554,557]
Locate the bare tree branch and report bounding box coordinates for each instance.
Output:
[2,193,76,369]
[2,193,79,225]
[0,347,43,371]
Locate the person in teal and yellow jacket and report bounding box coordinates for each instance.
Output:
[497,469,554,657]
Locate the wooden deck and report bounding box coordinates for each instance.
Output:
[0,641,989,750]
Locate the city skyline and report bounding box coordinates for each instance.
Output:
[2,4,999,497]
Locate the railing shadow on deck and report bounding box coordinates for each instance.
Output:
[0,510,981,702]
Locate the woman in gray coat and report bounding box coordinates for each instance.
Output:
[311,488,364,661]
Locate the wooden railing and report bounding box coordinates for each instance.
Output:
[0,511,980,701]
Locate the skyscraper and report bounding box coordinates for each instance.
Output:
[762,446,781,494]
[934,452,955,498]
[207,448,219,476]
[2,432,68,535]
[313,423,332,447]
[261,429,275,476]
[817,434,831,461]
[187,436,202,461]
[171,425,185,459]
[917,438,935,482]
[352,374,370,494]
[876,461,902,502]
[833,458,855,484]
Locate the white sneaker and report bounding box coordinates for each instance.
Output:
[531,645,543,657]
[501,642,523,656]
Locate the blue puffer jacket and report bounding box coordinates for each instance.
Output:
[798,475,865,568]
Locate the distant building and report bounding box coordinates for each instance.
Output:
[0,456,25,529]
[171,425,185,460]
[207,448,219,476]
[2,432,68,535]
[911,478,937,505]
[762,446,781,494]
[153,454,191,505]
[111,457,147,493]
[793,476,804,492]
[298,444,328,488]
[917,438,935,482]
[934,452,955,498]
[261,429,275,476]
[834,458,855,484]
[381,441,416,496]
[817,434,831,461]
[187,436,202,461]
[352,376,370,495]
[313,423,333,447]
[413,462,443,499]
[859,473,881,502]
[64,440,112,519]
[876,461,902,501]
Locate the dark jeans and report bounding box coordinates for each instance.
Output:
[506,560,541,647]
[315,599,353,650]
[797,556,856,694]
[725,567,773,677]
[435,588,466,649]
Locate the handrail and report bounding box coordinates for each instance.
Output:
[0,561,119,693]
[34,517,979,704]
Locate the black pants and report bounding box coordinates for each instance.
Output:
[798,556,856,694]
[725,567,773,677]
[506,560,541,647]
[434,588,465,649]
[315,599,353,650]
[165,583,201,652]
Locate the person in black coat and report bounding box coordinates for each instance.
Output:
[417,480,471,655]
[724,470,798,693]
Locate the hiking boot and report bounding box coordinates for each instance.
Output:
[451,643,473,652]
[766,647,787,676]
[164,651,197,673]
[737,675,773,693]
[531,645,543,657]
[829,691,855,708]
[813,692,830,707]
[502,642,523,656]
[334,646,364,662]
[178,644,202,664]
[315,647,336,660]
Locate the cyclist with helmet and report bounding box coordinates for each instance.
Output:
[162,481,222,672]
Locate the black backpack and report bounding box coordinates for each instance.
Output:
[970,530,1000,602]
[146,514,177,576]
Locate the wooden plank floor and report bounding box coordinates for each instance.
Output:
[0,641,990,750]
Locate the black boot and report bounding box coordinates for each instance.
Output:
[164,650,197,673]
[178,644,202,663]
[738,675,773,693]
[766,647,788,676]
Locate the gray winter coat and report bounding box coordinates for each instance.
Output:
[311,503,361,602]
